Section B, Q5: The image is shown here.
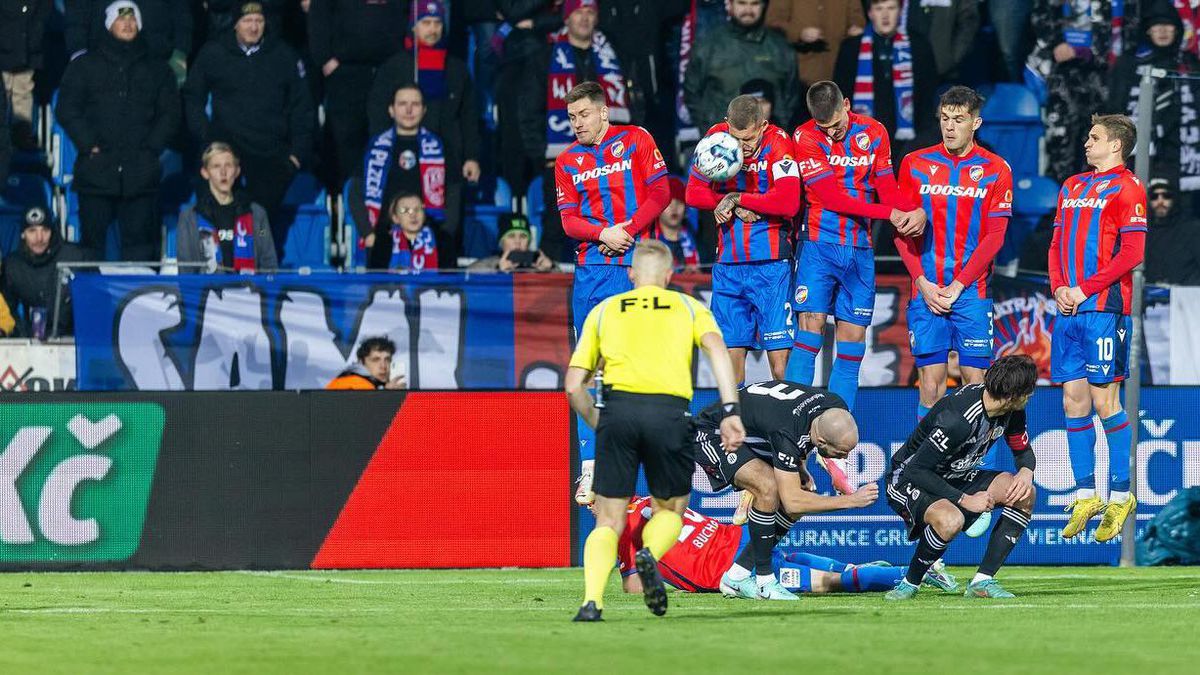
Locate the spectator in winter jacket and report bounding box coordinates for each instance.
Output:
[66,0,190,84]
[683,0,798,133]
[368,0,480,261]
[467,213,556,273]
[1144,179,1200,285]
[903,0,980,83]
[0,0,50,150]
[326,336,406,389]
[307,0,408,186]
[1108,3,1196,191]
[184,1,314,256]
[833,0,937,153]
[176,143,279,273]
[765,0,864,89]
[56,1,180,261]
[1,206,91,338]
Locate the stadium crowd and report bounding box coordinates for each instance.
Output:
[1,0,1200,336]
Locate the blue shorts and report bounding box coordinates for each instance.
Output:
[1051,312,1131,384]
[711,259,793,350]
[908,296,995,369]
[793,240,875,326]
[572,264,634,337]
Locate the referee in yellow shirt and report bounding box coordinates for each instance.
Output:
[566,239,746,622]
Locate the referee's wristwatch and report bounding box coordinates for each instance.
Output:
[719,402,740,419]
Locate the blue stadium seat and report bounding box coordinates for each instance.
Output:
[979,84,1042,179]
[463,177,514,258]
[0,207,23,256]
[61,187,122,260]
[525,174,544,232]
[340,179,370,269]
[2,173,53,209]
[49,91,77,189]
[999,175,1060,265]
[280,172,332,269]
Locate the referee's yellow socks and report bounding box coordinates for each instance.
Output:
[583,526,619,609]
[642,510,683,560]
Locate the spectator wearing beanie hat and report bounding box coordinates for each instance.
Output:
[467,213,555,273]
[2,205,92,337]
[56,0,180,261]
[66,0,191,84]
[368,0,481,262]
[184,0,314,258]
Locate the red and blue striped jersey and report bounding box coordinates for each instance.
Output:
[554,125,669,265]
[1052,166,1148,314]
[898,144,1013,299]
[688,122,797,262]
[793,112,893,249]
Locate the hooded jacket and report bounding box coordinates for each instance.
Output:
[0,0,51,70]
[683,13,798,132]
[56,31,180,196]
[1,226,91,337]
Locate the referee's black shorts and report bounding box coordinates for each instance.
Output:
[594,391,694,500]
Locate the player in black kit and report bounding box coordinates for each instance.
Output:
[884,355,1039,601]
[694,381,877,601]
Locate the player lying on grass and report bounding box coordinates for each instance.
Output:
[694,381,917,601]
[884,355,1038,600]
[616,496,956,595]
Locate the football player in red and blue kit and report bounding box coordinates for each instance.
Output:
[785,81,925,413]
[1050,114,1147,543]
[554,82,670,506]
[895,86,1013,539]
[896,86,1013,420]
[686,95,801,381]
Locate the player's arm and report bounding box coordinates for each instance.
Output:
[689,296,745,451]
[1003,410,1036,503]
[1076,188,1148,299]
[900,415,986,507]
[736,154,802,217]
[1047,186,1068,292]
[685,165,724,210]
[565,302,605,429]
[952,169,1014,292]
[775,465,877,516]
[555,162,605,242]
[624,132,672,236]
[892,155,927,281]
[872,138,924,235]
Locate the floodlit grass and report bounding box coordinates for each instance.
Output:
[1,567,1198,673]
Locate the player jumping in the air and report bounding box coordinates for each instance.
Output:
[555,81,671,507]
[686,95,800,382]
[1049,114,1147,542]
[895,86,1013,537]
[884,355,1038,600]
[693,381,890,600]
[615,496,931,596]
[785,81,926,412]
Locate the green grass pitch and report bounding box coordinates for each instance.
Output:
[2,567,1198,673]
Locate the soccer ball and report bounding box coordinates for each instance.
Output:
[693,132,743,182]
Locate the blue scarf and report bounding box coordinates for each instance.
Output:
[545,28,630,158]
[363,126,446,228]
[852,26,915,141]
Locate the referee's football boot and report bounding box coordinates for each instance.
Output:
[884,579,920,601]
[963,578,1015,599]
[757,579,799,601]
[634,548,669,616]
[1061,495,1105,539]
[719,570,759,599]
[964,510,992,537]
[574,460,595,506]
[572,601,603,622]
[1095,494,1137,542]
[921,559,959,592]
[731,490,754,526]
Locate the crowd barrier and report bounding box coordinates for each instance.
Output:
[0,389,1195,569]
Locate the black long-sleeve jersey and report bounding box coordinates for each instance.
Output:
[697,381,847,473]
[888,384,1035,502]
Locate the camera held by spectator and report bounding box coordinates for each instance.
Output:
[468,214,555,273]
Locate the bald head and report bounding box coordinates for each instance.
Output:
[629,239,674,287]
[813,408,858,458]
